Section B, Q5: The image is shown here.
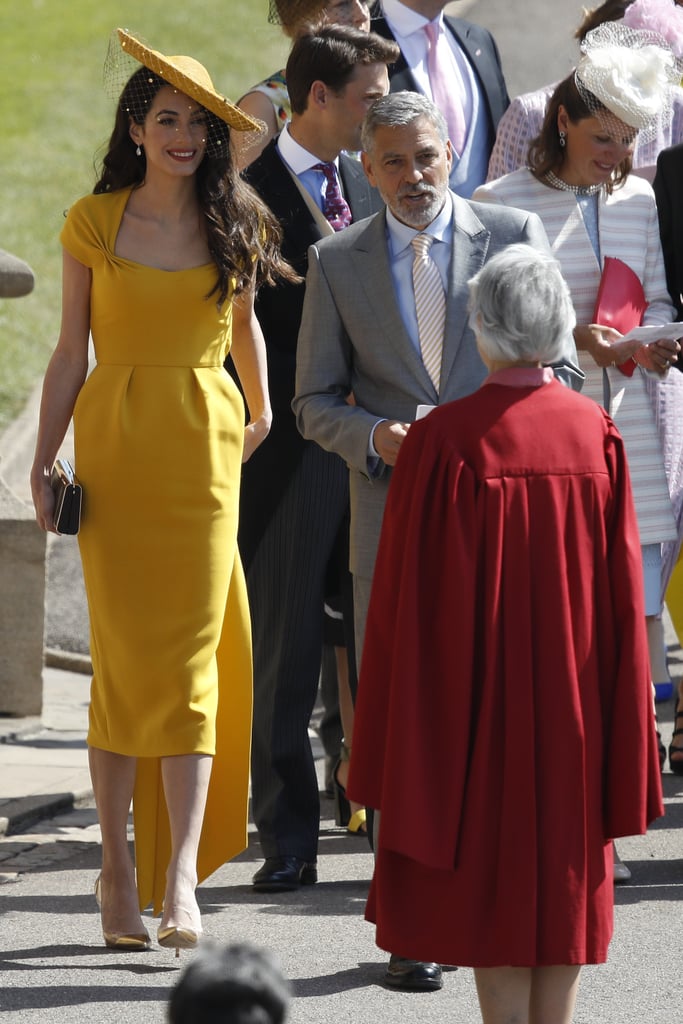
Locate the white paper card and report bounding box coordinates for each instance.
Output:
[416,404,437,420]
[620,323,683,344]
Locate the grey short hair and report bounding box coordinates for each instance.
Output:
[361,91,448,152]
[467,245,576,365]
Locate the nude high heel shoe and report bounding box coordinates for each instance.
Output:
[94,874,151,951]
[157,924,200,958]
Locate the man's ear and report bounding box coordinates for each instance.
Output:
[444,138,453,173]
[361,150,376,187]
[309,80,328,111]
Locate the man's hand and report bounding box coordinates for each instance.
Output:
[374,420,411,466]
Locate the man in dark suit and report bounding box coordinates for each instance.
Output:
[371,0,509,196]
[654,142,683,322]
[235,25,398,896]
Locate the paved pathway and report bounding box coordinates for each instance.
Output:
[1,665,682,1022]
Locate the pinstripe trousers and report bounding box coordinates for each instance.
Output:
[244,440,349,860]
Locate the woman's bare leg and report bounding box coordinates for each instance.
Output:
[159,753,212,933]
[333,646,366,828]
[474,966,531,1024]
[88,746,145,936]
[474,965,580,1024]
[530,965,581,1024]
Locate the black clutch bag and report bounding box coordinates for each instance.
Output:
[51,458,83,535]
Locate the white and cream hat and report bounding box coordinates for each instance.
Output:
[575,21,683,140]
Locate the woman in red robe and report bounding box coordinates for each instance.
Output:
[347,245,663,1024]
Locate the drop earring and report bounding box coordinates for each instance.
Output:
[136,144,142,157]
[559,130,566,148]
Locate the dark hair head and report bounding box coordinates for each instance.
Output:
[285,23,399,114]
[168,942,290,1024]
[269,0,329,32]
[527,72,632,191]
[575,0,633,41]
[270,0,371,35]
[96,66,230,188]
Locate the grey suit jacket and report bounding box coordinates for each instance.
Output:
[293,192,580,579]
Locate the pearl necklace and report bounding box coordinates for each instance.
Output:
[544,170,602,196]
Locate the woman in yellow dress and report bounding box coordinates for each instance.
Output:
[30,30,294,953]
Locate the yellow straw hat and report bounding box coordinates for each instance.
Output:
[114,28,265,135]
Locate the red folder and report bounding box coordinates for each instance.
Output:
[592,256,648,377]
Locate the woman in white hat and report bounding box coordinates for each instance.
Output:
[487,0,683,185]
[487,7,683,708]
[30,29,295,954]
[474,21,683,879]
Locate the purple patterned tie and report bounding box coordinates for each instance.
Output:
[312,162,352,231]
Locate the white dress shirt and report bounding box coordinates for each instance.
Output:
[381,0,473,128]
[385,191,454,352]
[368,192,455,459]
[277,124,343,211]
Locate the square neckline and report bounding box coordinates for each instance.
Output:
[111,186,214,274]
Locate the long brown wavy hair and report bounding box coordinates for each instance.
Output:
[94,67,298,304]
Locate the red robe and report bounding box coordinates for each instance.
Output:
[347,370,663,968]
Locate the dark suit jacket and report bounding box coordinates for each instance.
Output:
[234,140,382,565]
[653,143,683,321]
[370,13,510,142]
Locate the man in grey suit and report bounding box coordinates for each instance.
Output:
[293,91,580,991]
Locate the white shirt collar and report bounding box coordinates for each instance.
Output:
[381,0,440,35]
[386,190,454,257]
[277,124,338,176]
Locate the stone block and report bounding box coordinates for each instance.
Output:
[0,250,34,298]
[0,476,46,716]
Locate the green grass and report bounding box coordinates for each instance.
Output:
[0,1,288,434]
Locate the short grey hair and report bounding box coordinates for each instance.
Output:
[361,91,448,152]
[468,245,576,365]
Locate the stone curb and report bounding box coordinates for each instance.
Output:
[0,786,93,838]
[45,648,92,675]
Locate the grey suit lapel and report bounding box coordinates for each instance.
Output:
[440,195,490,390]
[340,155,379,222]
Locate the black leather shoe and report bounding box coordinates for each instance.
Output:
[252,856,318,892]
[384,954,443,991]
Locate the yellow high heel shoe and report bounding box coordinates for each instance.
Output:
[333,742,367,836]
[94,875,151,951]
[157,925,200,958]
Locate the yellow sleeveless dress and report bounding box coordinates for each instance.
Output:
[61,188,252,913]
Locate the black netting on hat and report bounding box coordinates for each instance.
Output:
[267,0,329,27]
[103,29,264,157]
